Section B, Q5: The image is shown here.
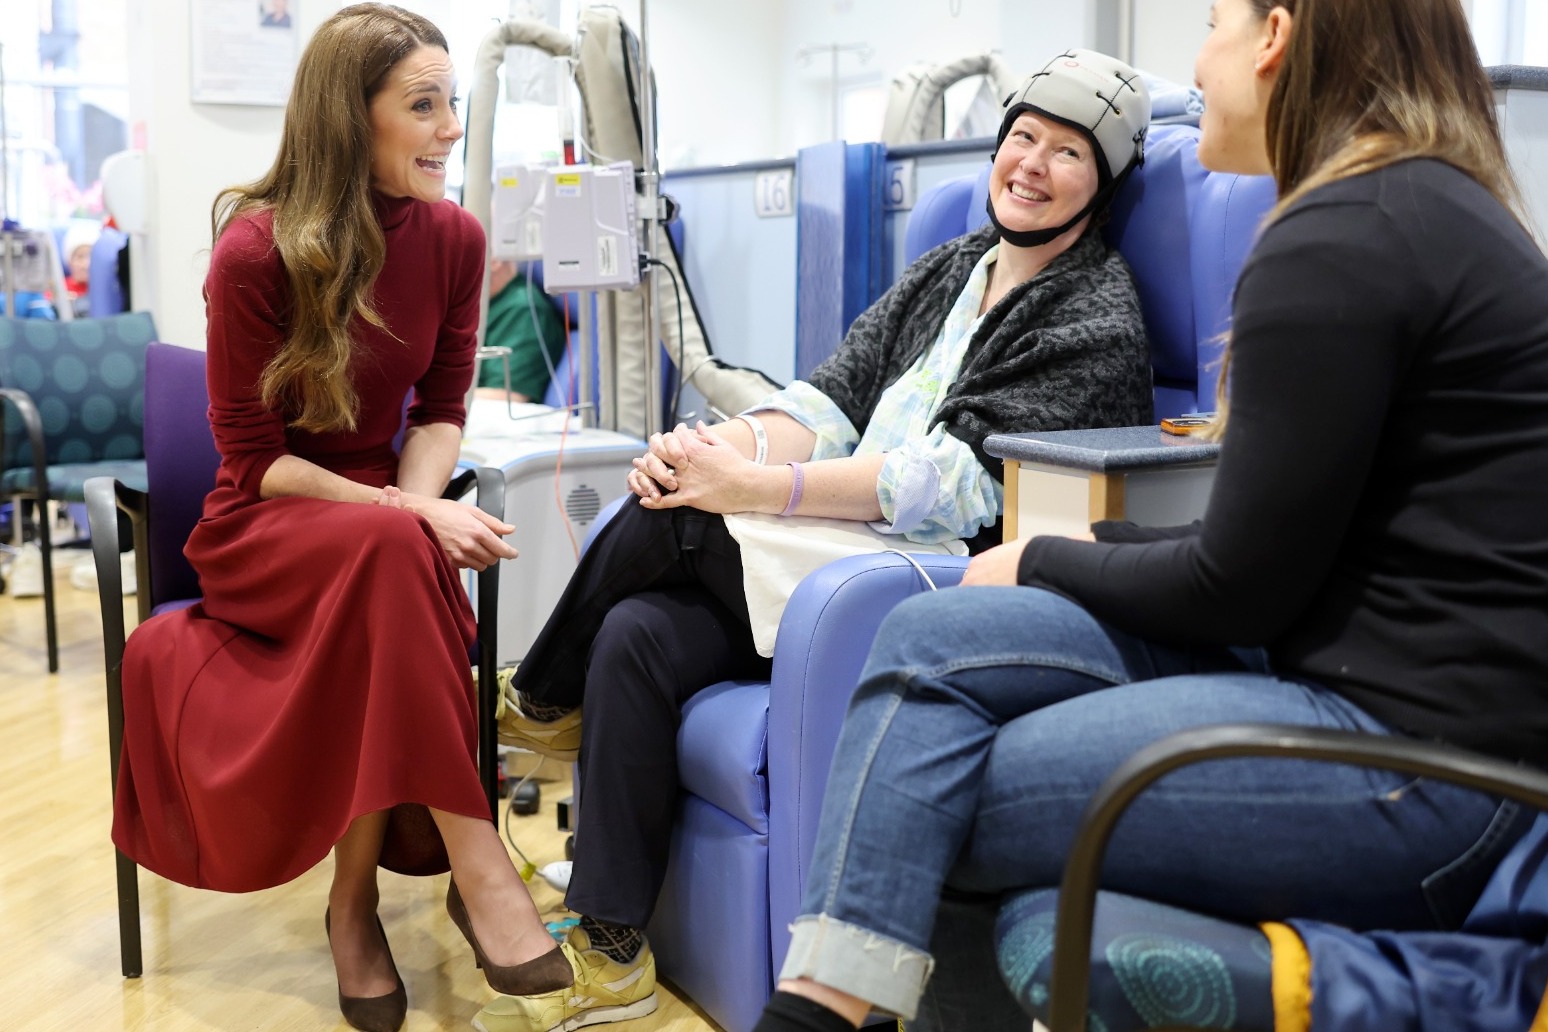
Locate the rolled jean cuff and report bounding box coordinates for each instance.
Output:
[778,914,936,1019]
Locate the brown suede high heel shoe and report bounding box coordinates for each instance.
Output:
[445,880,575,996]
[324,908,408,1032]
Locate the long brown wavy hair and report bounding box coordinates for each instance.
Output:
[1211,0,1526,430]
[211,3,449,433]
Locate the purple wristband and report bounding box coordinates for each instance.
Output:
[780,461,805,516]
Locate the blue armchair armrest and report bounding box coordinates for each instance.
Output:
[766,551,971,969]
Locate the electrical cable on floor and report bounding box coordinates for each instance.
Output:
[500,762,540,880]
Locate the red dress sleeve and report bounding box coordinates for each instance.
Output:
[204,213,291,498]
[406,205,484,431]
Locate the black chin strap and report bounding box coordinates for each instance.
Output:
[986,161,1138,249]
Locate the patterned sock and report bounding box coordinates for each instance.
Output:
[579,915,645,964]
[751,991,856,1032]
[517,690,573,723]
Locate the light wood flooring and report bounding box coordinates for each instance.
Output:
[0,551,722,1032]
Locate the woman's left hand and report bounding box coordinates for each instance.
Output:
[636,422,778,514]
[961,537,1032,586]
[397,492,519,571]
[629,425,694,496]
[962,531,1094,586]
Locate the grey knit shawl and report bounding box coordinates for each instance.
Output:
[807,224,1152,486]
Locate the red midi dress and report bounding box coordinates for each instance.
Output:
[112,193,492,892]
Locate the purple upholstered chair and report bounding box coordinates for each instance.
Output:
[1,310,156,671]
[84,340,506,978]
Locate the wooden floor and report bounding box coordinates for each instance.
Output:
[0,551,722,1032]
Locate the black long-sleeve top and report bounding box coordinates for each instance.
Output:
[1019,159,1548,763]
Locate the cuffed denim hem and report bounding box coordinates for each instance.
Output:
[778,914,936,1020]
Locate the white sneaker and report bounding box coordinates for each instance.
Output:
[494,666,583,761]
[7,543,44,597]
[69,550,136,595]
[473,927,658,1032]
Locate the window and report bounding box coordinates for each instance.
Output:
[1470,0,1548,66]
[1,0,130,228]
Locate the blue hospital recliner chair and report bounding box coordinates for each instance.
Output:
[632,122,1279,1032]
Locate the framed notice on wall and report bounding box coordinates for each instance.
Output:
[190,0,300,106]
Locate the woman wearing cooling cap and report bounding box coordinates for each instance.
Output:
[755,0,1548,1030]
[473,50,1153,1032]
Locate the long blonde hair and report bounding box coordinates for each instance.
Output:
[211,3,449,434]
[1211,0,1525,431]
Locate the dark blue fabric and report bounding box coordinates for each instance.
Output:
[795,141,887,379]
[1292,813,1548,1032]
[988,817,1548,1031]
[1,458,146,499]
[996,888,1275,1032]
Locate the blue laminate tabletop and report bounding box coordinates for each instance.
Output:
[985,425,1222,473]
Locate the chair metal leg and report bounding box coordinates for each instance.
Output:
[37,498,58,673]
[0,389,60,672]
[474,466,505,817]
[478,642,499,816]
[114,848,143,977]
[447,466,505,817]
[88,476,146,979]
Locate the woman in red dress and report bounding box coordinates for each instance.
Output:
[111,6,574,1029]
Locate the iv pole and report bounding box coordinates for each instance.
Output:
[636,0,663,434]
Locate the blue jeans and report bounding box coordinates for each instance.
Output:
[777,587,1527,1020]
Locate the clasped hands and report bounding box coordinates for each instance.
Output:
[627,421,778,514]
[376,485,518,571]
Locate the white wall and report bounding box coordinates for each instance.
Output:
[128,0,330,350]
[769,0,1101,158]
[1498,86,1548,247]
[1131,0,1209,88]
[608,0,787,170]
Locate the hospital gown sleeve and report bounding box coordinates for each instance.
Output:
[745,380,859,462]
[872,423,1000,543]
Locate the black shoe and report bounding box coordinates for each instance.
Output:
[324,908,407,1032]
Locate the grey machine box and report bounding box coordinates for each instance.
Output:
[459,402,643,667]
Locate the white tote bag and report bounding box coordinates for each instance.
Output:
[722,511,967,657]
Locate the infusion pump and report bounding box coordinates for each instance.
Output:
[491,160,642,293]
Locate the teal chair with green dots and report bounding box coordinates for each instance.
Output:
[0,311,156,672]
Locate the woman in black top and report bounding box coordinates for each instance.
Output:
[751,1,1548,1030]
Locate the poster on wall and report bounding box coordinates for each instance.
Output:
[190,0,300,106]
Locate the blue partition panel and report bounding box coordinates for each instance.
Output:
[662,164,799,385]
[882,139,997,285]
[795,141,887,379]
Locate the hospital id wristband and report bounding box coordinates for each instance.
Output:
[781,461,805,516]
[737,412,769,465]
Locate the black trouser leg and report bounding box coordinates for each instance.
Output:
[564,585,770,928]
[511,502,769,926]
[509,502,750,706]
[907,891,1029,1032]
